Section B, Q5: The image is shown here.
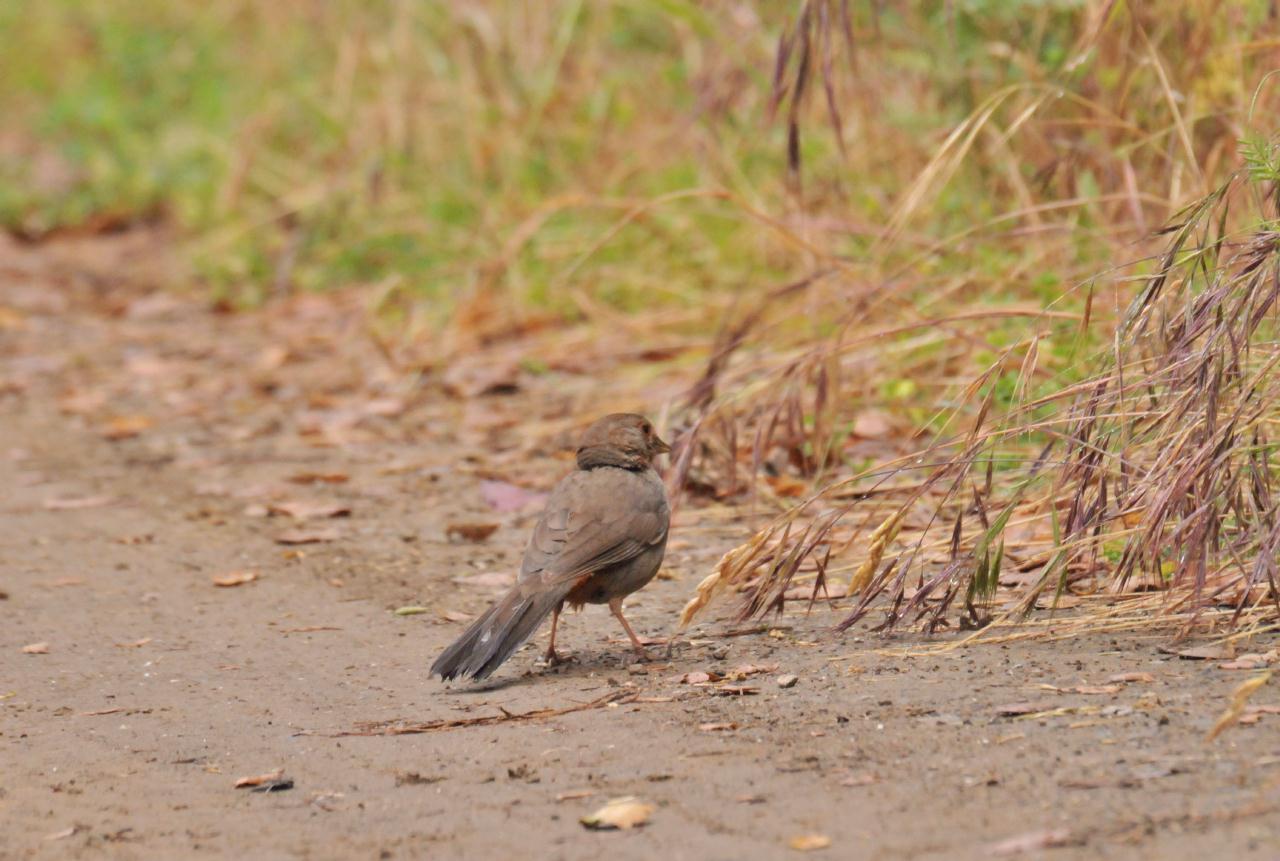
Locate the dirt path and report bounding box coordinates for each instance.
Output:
[3,232,1279,860]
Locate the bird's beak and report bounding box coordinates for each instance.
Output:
[653,435,671,455]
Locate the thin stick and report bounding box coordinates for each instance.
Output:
[313,690,639,737]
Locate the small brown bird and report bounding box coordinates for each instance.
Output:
[432,413,671,681]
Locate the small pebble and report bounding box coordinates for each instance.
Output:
[777,674,799,689]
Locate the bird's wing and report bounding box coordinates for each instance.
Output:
[518,468,668,588]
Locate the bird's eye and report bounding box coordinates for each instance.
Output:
[641,423,652,435]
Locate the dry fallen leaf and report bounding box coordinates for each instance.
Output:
[989,828,1075,855]
[1078,684,1121,695]
[100,415,152,440]
[556,789,593,802]
[212,571,259,588]
[441,610,474,623]
[377,460,433,476]
[234,768,283,788]
[725,663,779,680]
[679,671,723,685]
[838,772,877,787]
[710,685,758,696]
[22,642,49,654]
[1161,644,1234,661]
[1109,672,1156,684]
[361,397,405,417]
[765,475,808,497]
[1040,684,1121,695]
[256,344,290,370]
[44,825,81,841]
[1218,650,1278,671]
[789,834,832,852]
[480,479,547,513]
[275,528,340,545]
[1238,704,1280,725]
[268,499,351,520]
[580,796,654,830]
[394,606,429,616]
[43,495,115,511]
[445,522,500,543]
[698,722,738,732]
[442,360,521,398]
[287,472,349,485]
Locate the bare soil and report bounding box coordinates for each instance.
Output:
[3,232,1279,860]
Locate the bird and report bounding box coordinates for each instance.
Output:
[432,413,671,681]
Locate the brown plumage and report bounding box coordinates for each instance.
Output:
[432,414,671,681]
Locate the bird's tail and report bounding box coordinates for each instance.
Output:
[431,584,567,681]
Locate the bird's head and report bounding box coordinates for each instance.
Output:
[575,413,670,470]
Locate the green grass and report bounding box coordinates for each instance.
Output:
[0,1,794,311]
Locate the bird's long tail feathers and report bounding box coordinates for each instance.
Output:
[431,584,568,681]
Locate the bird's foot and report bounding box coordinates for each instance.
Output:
[630,645,655,663]
[542,648,574,668]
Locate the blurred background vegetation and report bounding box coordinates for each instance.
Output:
[3,1,1278,421]
[3,1,1273,313]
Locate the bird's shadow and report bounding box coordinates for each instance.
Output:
[437,642,686,695]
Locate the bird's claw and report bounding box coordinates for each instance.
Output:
[542,648,573,667]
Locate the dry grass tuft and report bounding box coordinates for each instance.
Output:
[673,2,1280,642]
[683,159,1280,643]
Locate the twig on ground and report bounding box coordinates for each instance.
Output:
[312,690,640,737]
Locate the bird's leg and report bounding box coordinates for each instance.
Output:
[608,598,652,662]
[543,602,566,666]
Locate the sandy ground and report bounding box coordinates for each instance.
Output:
[3,232,1280,860]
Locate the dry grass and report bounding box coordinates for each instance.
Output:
[670,3,1280,642]
[682,164,1280,643]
